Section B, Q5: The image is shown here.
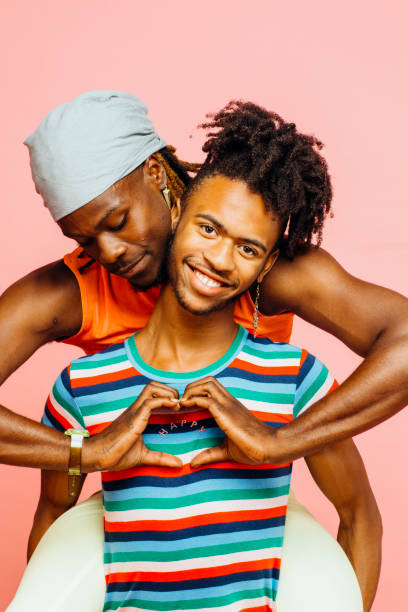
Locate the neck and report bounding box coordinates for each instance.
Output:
[135,284,239,372]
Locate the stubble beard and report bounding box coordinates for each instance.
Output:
[171,278,237,316]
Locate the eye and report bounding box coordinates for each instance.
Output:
[238,244,257,257]
[200,224,217,236]
[109,214,128,232]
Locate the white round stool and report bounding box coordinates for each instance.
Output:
[7,492,363,612]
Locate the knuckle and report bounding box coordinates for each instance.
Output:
[141,398,154,409]
[147,381,161,391]
[99,455,111,470]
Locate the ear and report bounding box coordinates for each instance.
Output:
[143,155,166,189]
[257,249,279,284]
[171,198,182,230]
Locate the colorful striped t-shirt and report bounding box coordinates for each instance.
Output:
[43,326,336,612]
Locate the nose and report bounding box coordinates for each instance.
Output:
[95,233,127,265]
[203,238,235,274]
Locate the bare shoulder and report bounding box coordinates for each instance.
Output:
[260,243,408,356]
[0,259,82,341]
[260,246,343,315]
[262,243,407,314]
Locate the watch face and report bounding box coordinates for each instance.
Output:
[65,428,90,437]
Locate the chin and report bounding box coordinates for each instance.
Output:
[129,265,168,292]
[175,289,233,316]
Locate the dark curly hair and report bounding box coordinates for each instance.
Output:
[79,101,332,272]
[186,100,333,259]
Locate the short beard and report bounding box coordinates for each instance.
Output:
[171,278,239,316]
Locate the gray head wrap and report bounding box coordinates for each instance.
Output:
[24,90,166,221]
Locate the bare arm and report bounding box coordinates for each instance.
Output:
[0,260,82,469]
[260,248,408,461]
[0,262,179,472]
[305,439,382,611]
[28,469,85,560]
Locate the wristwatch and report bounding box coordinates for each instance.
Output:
[64,429,90,497]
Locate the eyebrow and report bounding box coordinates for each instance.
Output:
[64,207,118,238]
[195,213,268,253]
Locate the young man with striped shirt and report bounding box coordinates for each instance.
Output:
[29,169,381,611]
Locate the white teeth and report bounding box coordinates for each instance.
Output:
[194,269,222,288]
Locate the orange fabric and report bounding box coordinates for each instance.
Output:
[62,247,294,355]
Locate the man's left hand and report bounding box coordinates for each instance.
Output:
[180,377,276,467]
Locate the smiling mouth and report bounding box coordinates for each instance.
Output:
[115,254,147,277]
[194,269,224,288]
[187,263,232,291]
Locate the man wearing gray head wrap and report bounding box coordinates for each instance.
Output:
[24,90,167,221]
[25,89,191,292]
[0,92,192,472]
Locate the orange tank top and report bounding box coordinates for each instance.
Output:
[62,248,294,355]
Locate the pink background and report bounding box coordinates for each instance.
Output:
[0,1,407,609]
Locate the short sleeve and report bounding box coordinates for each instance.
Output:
[293,350,338,419]
[42,365,86,432]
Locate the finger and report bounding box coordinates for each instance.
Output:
[180,395,227,422]
[147,381,179,399]
[190,444,230,468]
[124,397,181,435]
[180,396,228,429]
[179,396,215,410]
[183,378,230,403]
[109,397,181,447]
[137,396,181,417]
[136,382,179,403]
[182,377,218,397]
[182,381,224,403]
[183,376,215,389]
[88,396,181,470]
[142,448,183,468]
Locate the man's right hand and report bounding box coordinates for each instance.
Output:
[81,381,182,471]
[28,382,182,560]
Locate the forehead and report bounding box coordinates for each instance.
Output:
[58,169,143,234]
[184,175,280,246]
